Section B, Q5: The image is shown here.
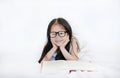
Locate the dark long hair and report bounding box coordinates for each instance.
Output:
[38,18,72,63]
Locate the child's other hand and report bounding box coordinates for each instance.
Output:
[60,35,70,48]
[50,38,58,49]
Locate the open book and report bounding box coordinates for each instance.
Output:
[40,60,96,73]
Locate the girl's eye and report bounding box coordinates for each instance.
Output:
[59,32,64,35]
[59,32,65,36]
[50,32,56,38]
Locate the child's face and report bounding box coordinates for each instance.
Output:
[50,24,68,46]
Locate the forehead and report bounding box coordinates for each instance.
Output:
[50,24,66,32]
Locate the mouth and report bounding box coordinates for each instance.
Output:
[55,40,64,45]
[55,40,63,43]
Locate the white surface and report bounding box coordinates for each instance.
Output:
[0,0,120,78]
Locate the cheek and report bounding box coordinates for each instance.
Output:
[63,35,68,40]
[50,38,55,41]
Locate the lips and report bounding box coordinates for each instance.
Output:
[55,40,63,43]
[55,40,64,46]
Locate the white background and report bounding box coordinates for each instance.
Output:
[0,0,120,78]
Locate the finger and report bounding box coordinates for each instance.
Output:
[52,39,58,45]
[50,39,54,44]
[50,39,55,45]
[67,36,70,42]
[64,37,70,45]
[65,35,69,41]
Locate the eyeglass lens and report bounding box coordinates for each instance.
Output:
[50,31,66,38]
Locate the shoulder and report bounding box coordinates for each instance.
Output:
[71,36,80,52]
[71,36,78,45]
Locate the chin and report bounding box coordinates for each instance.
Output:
[55,41,64,46]
[56,43,62,46]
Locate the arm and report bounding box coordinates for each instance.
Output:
[70,38,79,59]
[41,39,58,62]
[42,47,57,61]
[60,47,78,60]
[60,36,79,60]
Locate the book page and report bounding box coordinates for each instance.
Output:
[41,60,96,74]
[66,61,96,70]
[41,60,68,73]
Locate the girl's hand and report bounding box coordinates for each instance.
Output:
[50,38,58,49]
[60,35,70,48]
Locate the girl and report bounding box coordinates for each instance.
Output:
[38,18,80,63]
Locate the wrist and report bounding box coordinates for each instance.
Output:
[60,46,65,50]
[52,46,57,51]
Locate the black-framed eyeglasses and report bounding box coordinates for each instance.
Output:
[50,31,67,38]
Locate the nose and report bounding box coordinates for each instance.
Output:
[55,34,61,39]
